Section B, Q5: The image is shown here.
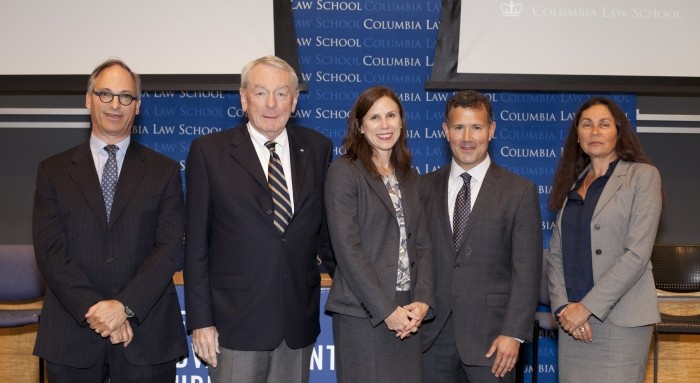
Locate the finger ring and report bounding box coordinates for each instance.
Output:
[580,327,586,333]
[95,329,100,333]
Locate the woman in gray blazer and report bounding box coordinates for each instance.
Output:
[324,86,435,383]
[546,97,662,383]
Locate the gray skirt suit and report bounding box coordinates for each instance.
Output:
[324,157,435,382]
[547,161,662,382]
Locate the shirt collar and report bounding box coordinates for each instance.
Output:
[246,122,288,149]
[90,134,130,156]
[449,154,491,183]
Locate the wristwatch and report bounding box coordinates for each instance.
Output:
[124,305,135,318]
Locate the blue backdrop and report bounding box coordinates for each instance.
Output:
[139,1,637,382]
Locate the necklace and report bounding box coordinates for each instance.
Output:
[580,170,594,197]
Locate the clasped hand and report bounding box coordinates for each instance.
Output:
[384,302,429,339]
[557,303,593,342]
[85,299,133,345]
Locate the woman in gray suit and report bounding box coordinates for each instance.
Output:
[324,86,434,382]
[547,97,662,382]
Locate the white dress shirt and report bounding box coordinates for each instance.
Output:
[247,123,295,214]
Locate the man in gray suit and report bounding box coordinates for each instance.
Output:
[419,90,542,382]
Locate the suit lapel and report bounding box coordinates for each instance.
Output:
[460,163,499,248]
[354,160,395,215]
[592,160,628,220]
[68,143,109,232]
[288,128,309,214]
[228,126,269,192]
[398,174,417,232]
[433,167,457,254]
[109,142,149,228]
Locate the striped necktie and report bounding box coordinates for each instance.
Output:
[101,145,119,222]
[265,141,292,233]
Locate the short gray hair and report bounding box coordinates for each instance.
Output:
[240,55,298,92]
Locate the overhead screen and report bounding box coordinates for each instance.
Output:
[427,0,700,94]
[0,0,299,91]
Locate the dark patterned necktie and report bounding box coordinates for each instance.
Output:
[453,172,472,247]
[101,145,119,222]
[265,141,292,233]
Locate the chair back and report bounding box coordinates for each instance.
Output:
[651,243,700,293]
[0,245,46,301]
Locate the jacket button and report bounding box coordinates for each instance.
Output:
[595,249,602,255]
[465,247,472,255]
[368,315,373,319]
[594,224,601,230]
[410,261,415,267]
[266,209,273,215]
[106,257,115,264]
[454,263,460,269]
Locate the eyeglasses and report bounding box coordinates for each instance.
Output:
[92,90,138,106]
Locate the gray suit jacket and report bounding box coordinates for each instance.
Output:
[419,161,542,365]
[547,160,662,326]
[324,157,435,327]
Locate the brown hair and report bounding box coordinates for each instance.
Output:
[548,97,655,211]
[342,85,413,180]
[87,58,141,97]
[444,90,495,124]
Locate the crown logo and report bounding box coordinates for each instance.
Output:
[500,1,523,17]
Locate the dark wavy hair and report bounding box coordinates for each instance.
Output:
[341,85,413,180]
[444,90,495,124]
[548,96,654,211]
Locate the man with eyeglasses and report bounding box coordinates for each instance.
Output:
[32,58,188,382]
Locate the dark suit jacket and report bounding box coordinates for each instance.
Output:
[184,123,332,351]
[324,157,435,326]
[32,140,187,368]
[419,161,542,365]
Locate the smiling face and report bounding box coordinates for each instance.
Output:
[240,63,299,141]
[443,105,495,171]
[577,103,619,163]
[85,65,140,144]
[360,96,402,157]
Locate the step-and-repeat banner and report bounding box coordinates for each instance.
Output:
[137,1,636,382]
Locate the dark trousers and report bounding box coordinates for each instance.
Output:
[423,313,515,383]
[46,343,176,383]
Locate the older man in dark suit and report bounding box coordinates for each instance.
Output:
[32,59,187,383]
[184,56,333,383]
[419,90,542,383]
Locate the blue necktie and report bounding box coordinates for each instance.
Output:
[101,145,119,222]
[265,141,292,233]
[453,172,472,247]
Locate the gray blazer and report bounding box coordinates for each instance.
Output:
[324,157,435,327]
[547,160,662,327]
[419,162,542,365]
